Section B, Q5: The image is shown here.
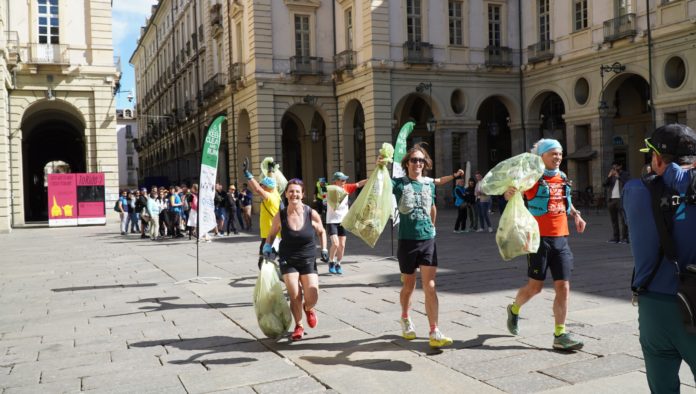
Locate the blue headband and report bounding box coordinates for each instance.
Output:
[536,139,562,155]
[261,177,276,188]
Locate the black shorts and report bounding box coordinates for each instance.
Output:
[327,223,346,237]
[279,258,318,276]
[397,238,438,275]
[527,236,574,281]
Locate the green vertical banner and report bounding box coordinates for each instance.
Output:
[198,115,226,234]
[392,121,415,179]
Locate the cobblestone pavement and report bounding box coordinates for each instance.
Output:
[1,209,695,393]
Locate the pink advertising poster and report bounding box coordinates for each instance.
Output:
[47,173,78,227]
[76,173,106,225]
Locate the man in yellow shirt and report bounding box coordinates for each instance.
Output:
[245,168,281,269]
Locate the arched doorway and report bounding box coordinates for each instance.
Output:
[602,74,652,177]
[394,95,436,176]
[236,110,252,186]
[528,92,567,173]
[21,105,86,222]
[476,97,512,173]
[280,105,328,193]
[342,100,367,181]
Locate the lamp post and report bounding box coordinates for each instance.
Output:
[415,82,437,132]
[598,62,625,111]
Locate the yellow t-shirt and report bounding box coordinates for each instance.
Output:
[259,190,281,238]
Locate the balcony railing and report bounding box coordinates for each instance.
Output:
[603,13,637,42]
[403,41,434,65]
[527,40,554,63]
[335,50,357,72]
[229,62,244,82]
[485,46,513,67]
[202,73,227,98]
[289,56,324,75]
[26,43,69,64]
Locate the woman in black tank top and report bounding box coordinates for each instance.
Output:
[265,179,328,341]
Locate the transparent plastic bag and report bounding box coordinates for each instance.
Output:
[342,143,394,247]
[480,153,544,261]
[253,259,292,339]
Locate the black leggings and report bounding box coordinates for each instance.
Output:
[454,206,467,231]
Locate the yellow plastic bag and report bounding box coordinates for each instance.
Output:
[480,153,544,261]
[342,143,394,247]
[253,259,292,339]
[326,185,348,211]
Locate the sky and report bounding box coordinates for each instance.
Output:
[112,0,158,110]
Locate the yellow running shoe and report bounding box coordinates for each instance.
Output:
[429,329,453,348]
[400,317,416,340]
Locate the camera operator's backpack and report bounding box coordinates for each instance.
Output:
[634,169,696,333]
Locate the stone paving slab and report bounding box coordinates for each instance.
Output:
[2,210,695,393]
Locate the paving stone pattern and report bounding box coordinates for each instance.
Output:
[1,209,695,393]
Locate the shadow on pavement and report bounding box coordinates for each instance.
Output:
[51,283,158,292]
[91,296,252,317]
[130,335,259,366]
[272,334,413,372]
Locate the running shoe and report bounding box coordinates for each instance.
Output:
[291,325,304,341]
[428,329,453,348]
[335,264,343,275]
[328,262,337,274]
[553,333,584,351]
[305,308,318,328]
[506,304,520,335]
[399,317,416,340]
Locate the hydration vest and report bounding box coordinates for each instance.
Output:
[642,168,696,228]
[527,172,572,217]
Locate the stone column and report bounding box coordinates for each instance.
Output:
[509,122,526,154]
[591,109,616,192]
[687,104,696,130]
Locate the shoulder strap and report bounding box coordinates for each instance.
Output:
[632,175,679,295]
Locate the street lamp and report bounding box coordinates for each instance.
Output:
[598,62,625,111]
[416,82,437,132]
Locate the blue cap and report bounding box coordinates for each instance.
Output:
[260,177,277,189]
[332,171,349,181]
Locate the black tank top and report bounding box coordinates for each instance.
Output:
[279,205,315,260]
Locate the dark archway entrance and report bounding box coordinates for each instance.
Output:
[476,97,512,173]
[281,114,303,180]
[537,93,567,173]
[22,110,85,222]
[604,74,652,177]
[394,95,436,176]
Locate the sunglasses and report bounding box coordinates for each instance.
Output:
[409,157,426,164]
[640,138,660,155]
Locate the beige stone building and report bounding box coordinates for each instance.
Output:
[0,0,120,233]
[133,0,696,206]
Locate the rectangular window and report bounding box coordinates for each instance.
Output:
[38,0,59,44]
[574,0,588,31]
[449,1,463,46]
[616,0,630,16]
[488,4,501,47]
[125,125,133,139]
[294,14,310,58]
[127,156,133,166]
[538,0,550,43]
[406,0,422,43]
[235,21,243,62]
[345,8,353,50]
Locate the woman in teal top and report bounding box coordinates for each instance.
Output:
[388,144,453,349]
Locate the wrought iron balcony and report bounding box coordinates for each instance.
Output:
[527,40,554,63]
[229,62,244,82]
[403,41,434,65]
[485,46,513,67]
[25,43,69,64]
[202,73,227,98]
[290,56,324,75]
[603,13,637,42]
[335,50,357,72]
